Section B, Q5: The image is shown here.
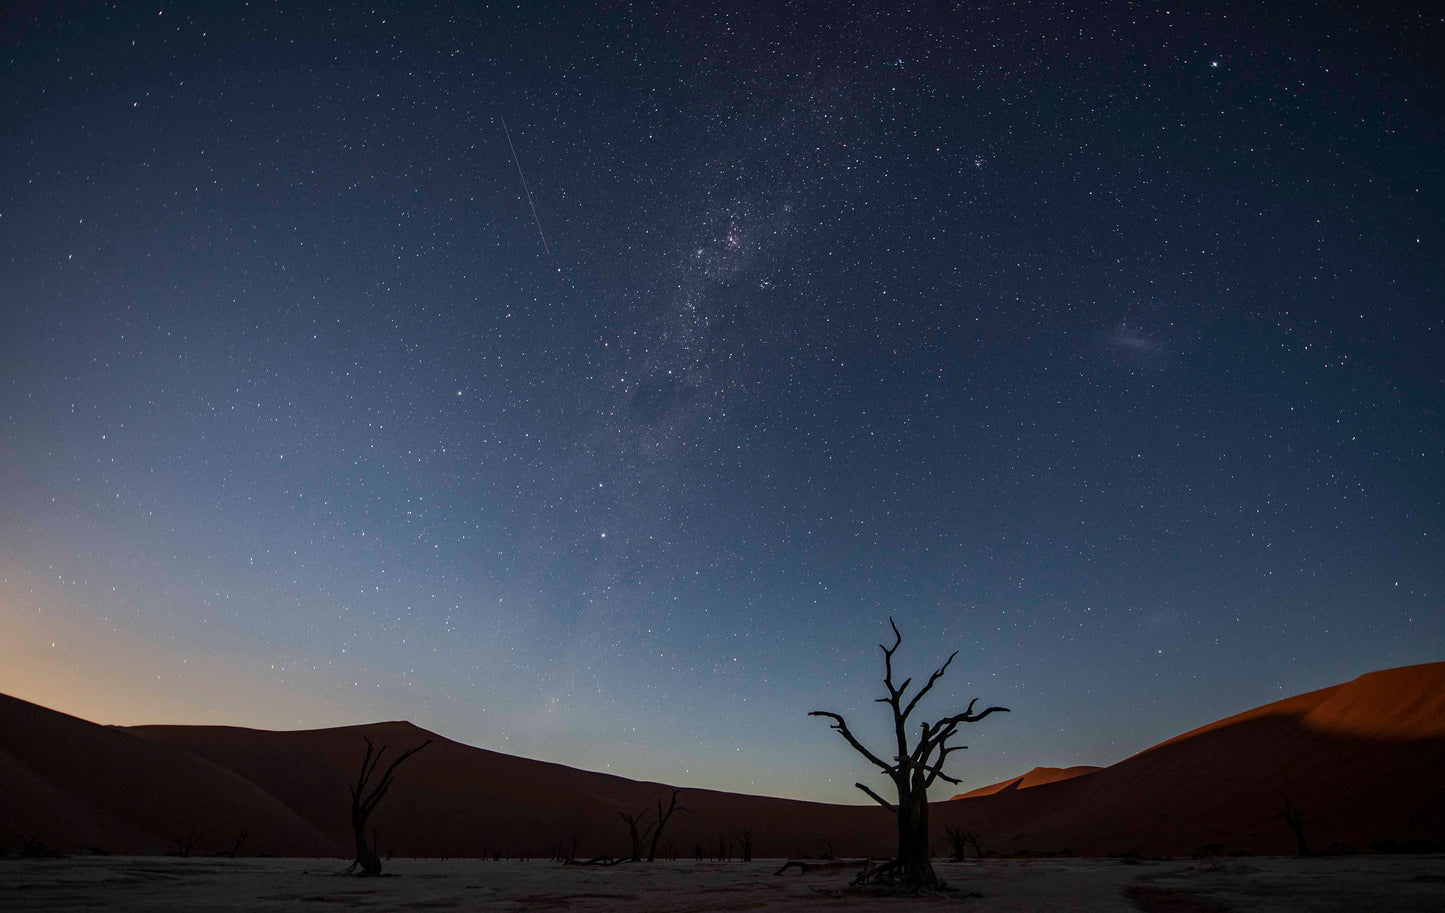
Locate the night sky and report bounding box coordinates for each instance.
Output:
[2,3,1441,803]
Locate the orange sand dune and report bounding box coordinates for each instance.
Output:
[934,662,1445,856]
[4,661,1441,858]
[1153,663,1445,745]
[950,765,1103,799]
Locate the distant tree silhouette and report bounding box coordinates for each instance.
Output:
[810,618,1008,892]
[619,807,654,862]
[1274,793,1308,857]
[944,826,981,861]
[343,735,431,875]
[171,824,202,858]
[221,830,249,858]
[647,789,687,861]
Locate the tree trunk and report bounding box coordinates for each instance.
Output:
[352,814,381,876]
[895,785,939,890]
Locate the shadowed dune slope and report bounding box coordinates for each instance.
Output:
[125,720,893,860]
[0,693,339,856]
[934,662,1445,856]
[4,661,1441,858]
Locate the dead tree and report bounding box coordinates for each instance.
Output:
[810,618,1008,892]
[221,830,249,858]
[646,789,687,861]
[619,808,655,862]
[944,826,980,861]
[171,824,202,858]
[1274,793,1308,857]
[344,735,432,875]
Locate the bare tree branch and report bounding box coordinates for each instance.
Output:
[619,808,656,862]
[358,738,432,819]
[923,743,970,788]
[901,651,957,722]
[854,781,897,812]
[879,620,905,704]
[808,711,893,774]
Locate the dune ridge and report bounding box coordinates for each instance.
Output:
[950,765,1103,799]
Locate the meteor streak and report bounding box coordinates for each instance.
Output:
[501,115,551,258]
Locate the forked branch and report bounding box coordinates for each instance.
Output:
[807,711,893,774]
[352,736,433,820]
[646,788,688,862]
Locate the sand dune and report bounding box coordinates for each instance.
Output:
[0,693,336,856]
[950,765,1103,799]
[125,719,892,861]
[4,661,1441,859]
[933,662,1445,856]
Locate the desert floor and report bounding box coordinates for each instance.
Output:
[3,855,1444,911]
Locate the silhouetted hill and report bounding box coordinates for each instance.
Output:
[125,718,890,860]
[0,693,336,856]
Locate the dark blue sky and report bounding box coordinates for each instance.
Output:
[2,2,1440,801]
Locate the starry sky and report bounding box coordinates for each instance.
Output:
[2,2,1441,803]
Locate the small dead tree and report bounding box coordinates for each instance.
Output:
[740,827,754,862]
[221,830,249,858]
[344,735,432,875]
[619,808,655,862]
[172,824,202,858]
[646,789,687,861]
[810,618,1008,893]
[944,826,978,862]
[1274,793,1308,857]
